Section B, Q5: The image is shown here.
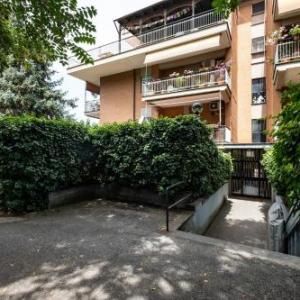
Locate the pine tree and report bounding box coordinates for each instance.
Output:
[0,59,76,118]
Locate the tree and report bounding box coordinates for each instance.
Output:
[0,59,76,119]
[262,81,300,209]
[212,0,240,17]
[0,0,97,72]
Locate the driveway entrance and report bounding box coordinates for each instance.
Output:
[222,144,272,198]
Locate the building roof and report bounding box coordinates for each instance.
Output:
[115,0,211,31]
[114,0,171,24]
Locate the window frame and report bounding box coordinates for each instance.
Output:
[252,77,266,105]
[251,37,265,54]
[252,119,266,143]
[252,1,265,16]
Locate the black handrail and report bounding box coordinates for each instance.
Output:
[164,181,192,232]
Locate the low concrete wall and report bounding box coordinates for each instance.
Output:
[48,185,101,209]
[180,184,228,234]
[48,184,163,209]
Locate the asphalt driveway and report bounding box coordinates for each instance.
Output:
[0,199,299,300]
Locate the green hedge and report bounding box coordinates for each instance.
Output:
[0,115,232,213]
[262,82,300,209]
[0,116,93,212]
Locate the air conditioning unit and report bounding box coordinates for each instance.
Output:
[209,101,224,112]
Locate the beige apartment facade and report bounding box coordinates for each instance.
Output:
[68,0,300,144]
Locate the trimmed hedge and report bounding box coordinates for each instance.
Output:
[262,82,300,209]
[0,115,232,213]
[0,116,93,212]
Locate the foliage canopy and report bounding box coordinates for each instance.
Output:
[0,0,97,71]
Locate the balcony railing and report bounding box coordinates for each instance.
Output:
[210,125,232,144]
[275,40,300,64]
[68,10,226,68]
[85,99,100,114]
[142,69,230,97]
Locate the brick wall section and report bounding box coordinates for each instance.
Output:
[100,71,135,124]
[235,2,252,143]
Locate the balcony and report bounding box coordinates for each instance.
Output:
[67,10,231,85]
[142,69,231,106]
[210,125,232,144]
[69,10,225,68]
[273,0,300,20]
[274,40,300,89]
[85,98,100,119]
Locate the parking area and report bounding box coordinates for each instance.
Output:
[0,199,299,300]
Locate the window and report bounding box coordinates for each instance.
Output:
[252,78,266,105]
[252,1,265,15]
[252,37,265,54]
[252,119,266,143]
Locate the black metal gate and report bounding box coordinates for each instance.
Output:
[226,146,272,198]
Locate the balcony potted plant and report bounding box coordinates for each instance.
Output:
[290,24,300,41]
[290,25,300,60]
[175,75,185,89]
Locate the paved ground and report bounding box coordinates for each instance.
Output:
[205,197,271,249]
[0,199,299,300]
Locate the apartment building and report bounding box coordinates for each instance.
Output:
[67,0,300,144]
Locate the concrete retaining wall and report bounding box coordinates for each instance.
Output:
[48,184,163,209]
[180,184,228,234]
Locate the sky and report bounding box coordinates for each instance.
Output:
[55,0,161,123]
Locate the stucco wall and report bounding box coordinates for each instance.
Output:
[235,2,253,143]
[100,71,136,124]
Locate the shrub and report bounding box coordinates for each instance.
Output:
[262,82,300,209]
[0,115,232,213]
[0,116,93,212]
[90,115,232,197]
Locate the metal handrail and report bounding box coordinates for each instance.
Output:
[142,69,230,97]
[68,10,226,68]
[275,40,300,64]
[164,181,192,232]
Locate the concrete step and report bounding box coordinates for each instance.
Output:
[173,230,300,269]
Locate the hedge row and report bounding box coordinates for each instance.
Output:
[0,115,232,212]
[262,82,300,209]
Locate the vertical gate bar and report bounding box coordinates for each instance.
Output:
[257,149,260,197]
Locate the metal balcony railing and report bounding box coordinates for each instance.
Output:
[275,40,300,64]
[68,9,226,68]
[85,99,100,114]
[142,69,230,97]
[210,125,232,144]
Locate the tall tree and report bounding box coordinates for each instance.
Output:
[0,59,76,118]
[212,0,240,17]
[0,0,97,72]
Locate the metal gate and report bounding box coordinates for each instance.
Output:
[224,145,272,198]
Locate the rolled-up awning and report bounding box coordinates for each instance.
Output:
[147,88,231,108]
[144,35,221,65]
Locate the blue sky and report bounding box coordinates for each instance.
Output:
[55,0,160,123]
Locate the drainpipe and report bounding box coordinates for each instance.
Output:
[133,69,136,121]
[219,92,222,126]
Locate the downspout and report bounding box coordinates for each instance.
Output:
[133,69,136,121]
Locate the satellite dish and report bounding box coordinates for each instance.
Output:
[192,102,203,115]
